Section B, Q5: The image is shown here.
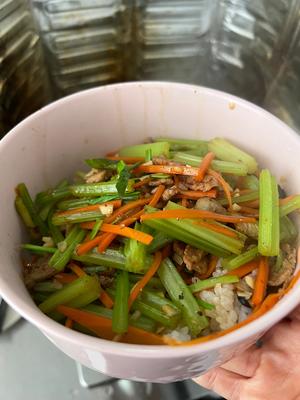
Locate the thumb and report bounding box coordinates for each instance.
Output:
[288,304,300,322]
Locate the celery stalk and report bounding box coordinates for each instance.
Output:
[280,195,300,217]
[119,142,170,158]
[112,271,129,334]
[189,275,239,293]
[222,246,259,271]
[219,191,259,206]
[124,222,148,273]
[52,209,105,225]
[70,180,134,198]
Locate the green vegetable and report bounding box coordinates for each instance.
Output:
[15,196,35,228]
[119,141,170,158]
[132,298,179,329]
[57,195,121,210]
[52,209,105,225]
[35,187,71,207]
[208,138,258,174]
[21,244,56,254]
[145,149,152,162]
[146,230,173,253]
[129,275,163,290]
[196,298,215,310]
[116,160,131,198]
[47,210,64,245]
[70,180,134,197]
[49,225,85,271]
[124,222,149,273]
[280,215,297,242]
[189,275,239,293]
[112,271,129,334]
[156,137,208,155]
[33,281,63,292]
[158,258,208,336]
[280,195,300,217]
[17,183,48,235]
[273,249,283,272]
[39,275,100,314]
[222,246,259,270]
[90,218,102,240]
[85,158,118,169]
[172,152,248,176]
[219,190,259,206]
[241,175,259,191]
[258,170,280,256]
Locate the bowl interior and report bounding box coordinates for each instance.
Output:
[0,82,300,353]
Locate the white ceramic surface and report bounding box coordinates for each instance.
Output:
[0,82,300,383]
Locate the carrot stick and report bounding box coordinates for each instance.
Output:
[56,200,122,216]
[133,178,152,188]
[57,305,165,345]
[65,318,73,328]
[98,209,145,253]
[193,220,238,238]
[99,289,114,309]
[140,209,256,224]
[128,252,162,309]
[198,255,218,279]
[252,257,269,307]
[134,164,200,176]
[238,205,259,216]
[196,152,215,181]
[100,224,153,245]
[241,199,259,208]
[104,198,152,224]
[177,189,217,199]
[208,169,232,210]
[55,273,77,284]
[225,259,259,278]
[69,262,86,277]
[149,185,165,207]
[76,234,104,256]
[107,156,145,163]
[279,195,297,205]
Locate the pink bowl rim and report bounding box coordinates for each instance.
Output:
[1,81,300,358]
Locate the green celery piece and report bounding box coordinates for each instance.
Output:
[146,230,173,253]
[84,304,156,333]
[57,193,139,210]
[21,244,56,254]
[15,196,35,228]
[208,138,258,174]
[90,218,102,240]
[85,158,118,169]
[189,275,239,293]
[258,170,279,256]
[33,281,63,292]
[83,266,108,273]
[17,183,48,235]
[112,271,129,334]
[119,142,170,158]
[52,209,105,225]
[39,275,100,314]
[35,187,71,207]
[69,180,134,198]
[141,289,181,317]
[145,148,152,162]
[132,299,180,329]
[129,274,164,289]
[47,210,64,245]
[155,137,208,154]
[280,195,300,217]
[124,222,148,273]
[172,152,248,176]
[49,225,85,271]
[241,175,259,191]
[280,216,297,242]
[196,298,215,310]
[222,246,259,271]
[219,191,259,206]
[273,249,283,272]
[158,258,208,336]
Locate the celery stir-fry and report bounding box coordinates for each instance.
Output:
[16,137,299,346]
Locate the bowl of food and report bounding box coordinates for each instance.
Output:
[0,82,299,383]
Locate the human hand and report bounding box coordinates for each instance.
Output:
[194,306,300,400]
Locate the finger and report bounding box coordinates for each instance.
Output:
[194,367,246,400]
[220,345,262,377]
[287,305,300,322]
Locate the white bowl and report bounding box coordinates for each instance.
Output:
[0,82,299,383]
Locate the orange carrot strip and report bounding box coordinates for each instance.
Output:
[81,221,96,230]
[194,221,238,238]
[238,205,259,217]
[149,185,165,207]
[252,257,269,307]
[100,224,153,245]
[279,195,297,206]
[181,198,188,207]
[208,169,232,210]
[105,198,151,224]
[76,234,104,256]
[99,289,114,309]
[107,156,144,163]
[57,305,165,345]
[140,209,256,224]
[133,178,152,188]
[69,262,86,277]
[198,255,218,279]
[196,152,215,181]
[177,189,217,200]
[241,199,259,208]
[225,259,259,278]
[55,273,77,284]
[165,268,300,346]
[128,252,162,309]
[56,200,122,216]
[134,164,200,176]
[65,318,73,329]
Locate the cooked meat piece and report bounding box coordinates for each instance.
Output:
[162,185,179,201]
[99,274,115,288]
[183,245,208,274]
[183,174,219,192]
[195,197,227,214]
[85,168,113,183]
[235,222,259,239]
[23,255,56,288]
[268,244,296,287]
[149,178,174,187]
[173,241,185,258]
[152,156,182,166]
